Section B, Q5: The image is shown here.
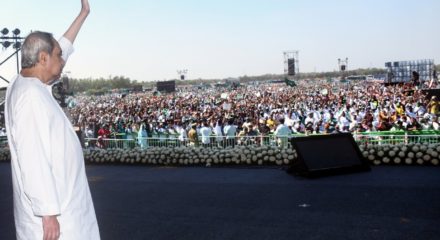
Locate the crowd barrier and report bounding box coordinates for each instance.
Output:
[2,130,440,150]
[2,132,440,166]
[83,130,440,150]
[353,130,440,145]
[84,135,289,149]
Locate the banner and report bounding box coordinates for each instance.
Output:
[223,103,232,111]
[285,77,297,87]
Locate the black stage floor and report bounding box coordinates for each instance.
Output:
[1,163,439,240]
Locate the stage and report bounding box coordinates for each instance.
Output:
[0,163,439,240]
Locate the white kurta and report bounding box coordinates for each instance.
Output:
[5,38,100,240]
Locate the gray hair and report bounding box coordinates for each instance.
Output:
[21,31,55,69]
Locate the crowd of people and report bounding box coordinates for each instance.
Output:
[65,78,440,148]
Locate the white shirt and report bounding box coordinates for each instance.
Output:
[200,126,212,144]
[5,37,100,240]
[274,124,292,137]
[304,116,315,126]
[223,124,237,139]
[433,121,440,130]
[175,125,187,141]
[213,124,224,141]
[339,115,350,127]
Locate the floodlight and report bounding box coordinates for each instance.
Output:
[1,27,25,77]
[2,41,11,48]
[12,28,20,35]
[13,42,21,49]
[1,28,8,35]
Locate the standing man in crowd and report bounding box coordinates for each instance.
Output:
[274,118,292,147]
[4,0,100,239]
[224,118,237,147]
[200,120,213,147]
[427,96,439,116]
[412,71,420,88]
[188,122,199,146]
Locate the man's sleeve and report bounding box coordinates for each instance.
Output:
[14,89,60,217]
[58,36,74,62]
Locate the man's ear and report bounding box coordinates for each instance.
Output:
[38,51,49,66]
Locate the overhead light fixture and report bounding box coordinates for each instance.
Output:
[12,28,20,35]
[1,26,25,77]
[13,42,21,49]
[2,41,11,48]
[1,28,8,35]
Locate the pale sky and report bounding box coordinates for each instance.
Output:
[1,0,439,87]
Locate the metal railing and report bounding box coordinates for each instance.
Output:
[2,131,440,151]
[84,135,292,149]
[0,136,8,148]
[84,131,440,150]
[353,132,440,146]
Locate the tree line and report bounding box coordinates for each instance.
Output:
[68,76,139,95]
[68,65,440,94]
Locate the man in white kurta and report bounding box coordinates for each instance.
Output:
[5,38,100,240]
[274,118,292,147]
[4,1,100,239]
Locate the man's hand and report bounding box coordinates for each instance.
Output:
[42,216,60,240]
[63,0,90,43]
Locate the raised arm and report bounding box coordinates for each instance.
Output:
[63,0,90,43]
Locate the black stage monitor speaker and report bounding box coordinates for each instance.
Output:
[288,133,370,178]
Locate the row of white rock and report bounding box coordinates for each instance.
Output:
[0,143,439,166]
[359,143,440,166]
[83,143,440,166]
[83,146,296,166]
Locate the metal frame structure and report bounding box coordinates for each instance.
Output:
[1,27,24,84]
[338,57,348,72]
[283,51,299,78]
[177,69,188,80]
[385,59,435,83]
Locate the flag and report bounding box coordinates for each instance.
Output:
[285,77,297,87]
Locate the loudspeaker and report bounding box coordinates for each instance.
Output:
[156,80,176,93]
[340,64,346,71]
[287,58,295,76]
[180,74,185,80]
[287,133,370,178]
